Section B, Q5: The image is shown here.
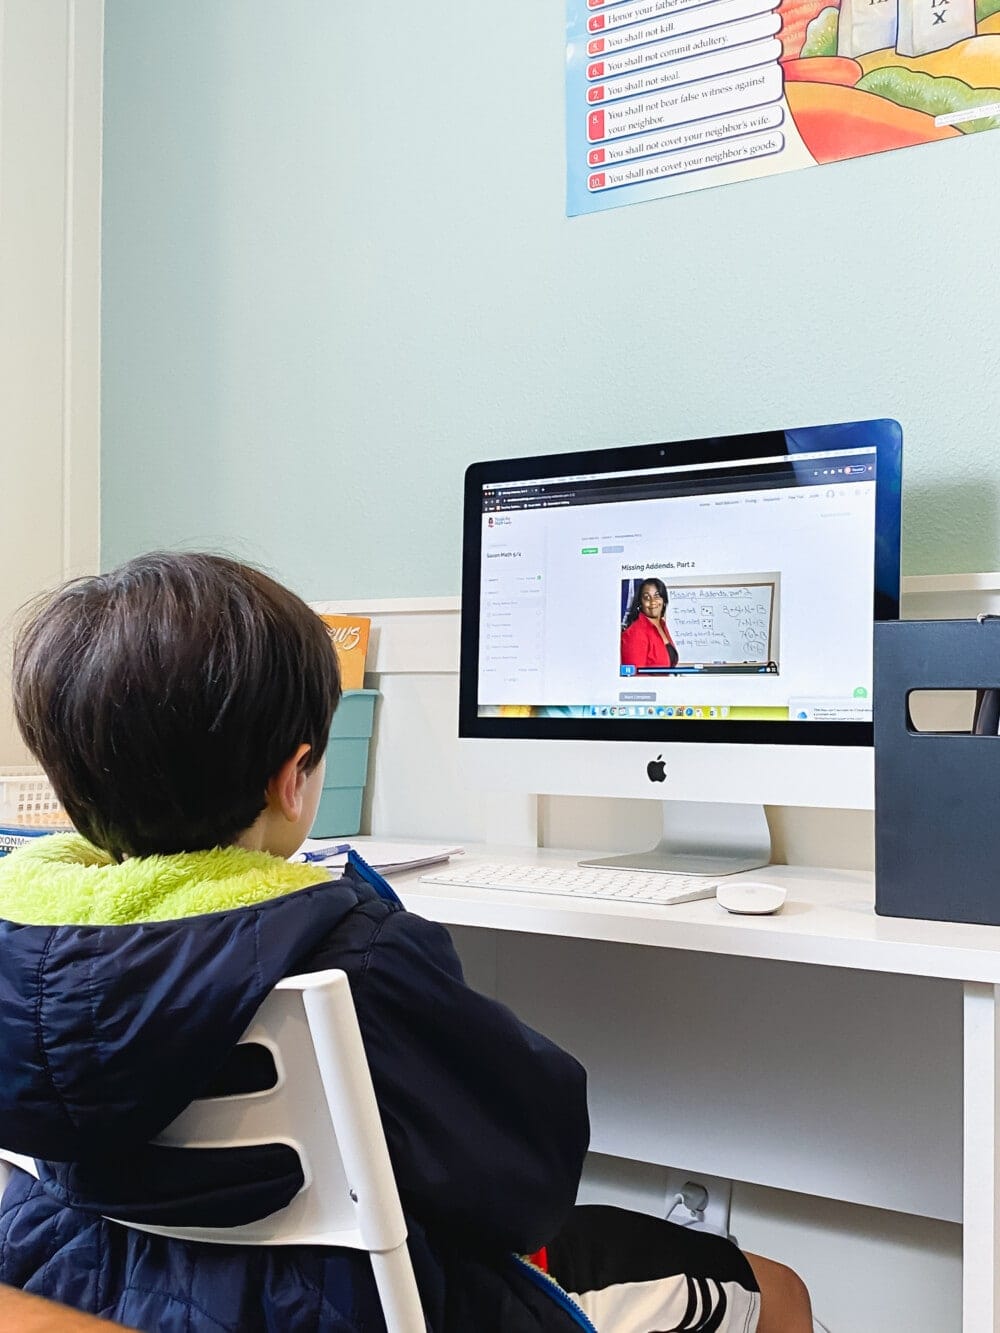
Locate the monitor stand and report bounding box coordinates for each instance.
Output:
[579,800,771,877]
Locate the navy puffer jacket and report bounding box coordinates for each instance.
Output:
[0,858,591,1331]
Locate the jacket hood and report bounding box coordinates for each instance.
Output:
[0,836,360,1162]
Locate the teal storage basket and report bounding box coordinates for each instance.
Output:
[311,689,378,838]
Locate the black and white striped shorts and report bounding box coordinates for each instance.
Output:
[546,1205,760,1333]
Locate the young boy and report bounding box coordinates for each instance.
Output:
[0,552,812,1332]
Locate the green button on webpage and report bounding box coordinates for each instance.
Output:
[581,547,598,554]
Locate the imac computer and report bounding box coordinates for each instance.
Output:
[458,419,902,875]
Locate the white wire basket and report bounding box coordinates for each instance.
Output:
[0,768,70,829]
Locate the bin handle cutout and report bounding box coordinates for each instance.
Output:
[906,688,1000,735]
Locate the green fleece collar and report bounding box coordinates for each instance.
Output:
[0,833,332,926]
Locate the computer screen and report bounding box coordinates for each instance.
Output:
[460,420,901,750]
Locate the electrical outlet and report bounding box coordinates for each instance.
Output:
[662,1167,733,1239]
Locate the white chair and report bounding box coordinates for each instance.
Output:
[0,969,426,1333]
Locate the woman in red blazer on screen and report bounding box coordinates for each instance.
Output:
[621,578,679,669]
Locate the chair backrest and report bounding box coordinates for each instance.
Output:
[0,1152,33,1197]
[1,969,426,1333]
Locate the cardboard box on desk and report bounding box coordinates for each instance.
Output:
[875,618,1000,925]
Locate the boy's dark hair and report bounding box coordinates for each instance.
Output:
[12,552,341,860]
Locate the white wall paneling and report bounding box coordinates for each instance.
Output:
[316,572,989,859]
[0,0,103,763]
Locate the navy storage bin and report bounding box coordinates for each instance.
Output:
[311,689,379,838]
[875,618,1000,925]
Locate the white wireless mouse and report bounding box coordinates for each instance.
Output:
[716,880,787,915]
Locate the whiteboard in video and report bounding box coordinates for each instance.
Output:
[667,577,779,670]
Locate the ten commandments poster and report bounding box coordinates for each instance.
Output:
[567,0,1000,213]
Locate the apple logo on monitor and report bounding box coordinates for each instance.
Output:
[647,755,666,783]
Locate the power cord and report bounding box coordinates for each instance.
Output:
[665,1182,709,1228]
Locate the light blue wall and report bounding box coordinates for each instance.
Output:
[101,0,1000,598]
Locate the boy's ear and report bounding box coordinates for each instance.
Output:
[267,743,312,822]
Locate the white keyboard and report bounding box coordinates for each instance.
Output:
[418,861,720,905]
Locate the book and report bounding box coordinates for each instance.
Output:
[319,614,371,691]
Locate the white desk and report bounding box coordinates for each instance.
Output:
[388,847,1000,1333]
[327,580,1000,1329]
